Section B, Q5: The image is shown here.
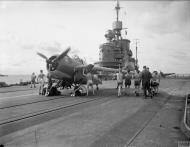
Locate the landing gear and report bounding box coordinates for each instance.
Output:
[42,78,61,96]
[72,84,87,96]
[44,84,61,96]
[96,84,99,91]
[135,91,140,96]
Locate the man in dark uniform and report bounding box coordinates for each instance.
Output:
[124,71,132,95]
[141,66,153,98]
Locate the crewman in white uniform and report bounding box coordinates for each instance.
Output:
[37,70,45,95]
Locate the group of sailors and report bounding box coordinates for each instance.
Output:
[82,69,100,96]
[116,66,160,98]
[30,69,99,96]
[82,65,160,98]
[30,67,160,98]
[30,70,46,95]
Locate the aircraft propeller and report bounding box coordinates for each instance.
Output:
[53,47,70,62]
[37,47,71,71]
[36,52,48,61]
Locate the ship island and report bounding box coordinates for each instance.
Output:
[95,0,137,71]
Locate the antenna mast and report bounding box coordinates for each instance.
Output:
[113,0,122,41]
[115,0,120,22]
[134,39,139,66]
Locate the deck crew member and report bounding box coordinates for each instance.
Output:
[134,70,141,96]
[151,71,160,94]
[37,70,45,95]
[83,69,94,96]
[30,72,36,88]
[116,68,123,97]
[93,74,100,91]
[124,71,132,95]
[141,66,152,98]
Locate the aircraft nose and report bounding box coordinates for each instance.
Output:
[47,59,58,71]
[87,64,94,71]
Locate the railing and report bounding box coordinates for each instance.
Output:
[183,93,190,138]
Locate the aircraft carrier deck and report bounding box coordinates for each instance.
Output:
[0,79,189,147]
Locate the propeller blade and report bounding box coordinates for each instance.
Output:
[54,47,71,62]
[37,52,48,60]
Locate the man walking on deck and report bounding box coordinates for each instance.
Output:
[141,66,152,98]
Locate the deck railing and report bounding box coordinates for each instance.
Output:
[183,93,190,138]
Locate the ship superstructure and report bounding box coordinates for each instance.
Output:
[95,0,137,71]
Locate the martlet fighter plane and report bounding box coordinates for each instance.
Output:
[160,71,175,78]
[37,47,124,96]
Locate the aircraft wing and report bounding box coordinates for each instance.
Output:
[75,64,127,72]
[160,71,175,78]
[75,64,128,73]
[93,66,121,72]
[92,66,135,74]
[74,64,89,69]
[164,73,175,76]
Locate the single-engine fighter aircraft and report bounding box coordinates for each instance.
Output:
[160,71,175,78]
[37,47,125,96]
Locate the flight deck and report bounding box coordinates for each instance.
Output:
[0,79,189,147]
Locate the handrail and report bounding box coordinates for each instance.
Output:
[183,94,190,133]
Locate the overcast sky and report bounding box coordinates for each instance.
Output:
[0,1,190,75]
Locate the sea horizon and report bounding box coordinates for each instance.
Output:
[0,75,31,84]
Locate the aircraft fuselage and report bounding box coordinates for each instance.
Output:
[49,55,86,84]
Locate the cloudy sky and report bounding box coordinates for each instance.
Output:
[0,1,190,75]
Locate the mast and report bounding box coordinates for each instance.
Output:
[115,0,120,22]
[134,39,139,67]
[113,0,122,41]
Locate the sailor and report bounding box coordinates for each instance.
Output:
[93,74,100,91]
[37,70,46,95]
[83,69,94,96]
[134,70,141,96]
[116,68,123,97]
[151,71,160,94]
[124,70,132,95]
[30,72,36,88]
[141,66,152,98]
[44,72,53,96]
